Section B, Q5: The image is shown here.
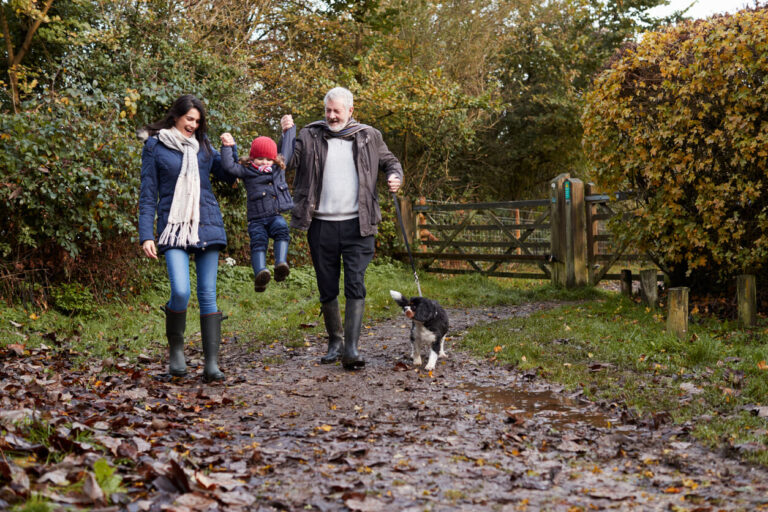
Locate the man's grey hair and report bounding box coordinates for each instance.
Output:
[324,87,354,109]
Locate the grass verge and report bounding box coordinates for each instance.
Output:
[458,293,768,465]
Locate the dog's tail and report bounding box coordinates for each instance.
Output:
[389,290,408,308]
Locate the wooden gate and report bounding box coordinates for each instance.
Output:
[397,174,662,287]
[399,198,553,279]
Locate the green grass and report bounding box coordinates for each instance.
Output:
[457,294,768,464]
[2,260,569,360]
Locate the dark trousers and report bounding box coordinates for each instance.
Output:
[248,215,290,253]
[307,218,375,303]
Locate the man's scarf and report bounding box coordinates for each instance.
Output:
[156,127,201,248]
[310,118,367,138]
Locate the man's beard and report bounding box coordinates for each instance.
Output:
[327,118,347,132]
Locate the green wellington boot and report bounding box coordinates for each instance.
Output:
[164,305,187,377]
[342,298,366,370]
[320,299,343,364]
[200,311,225,382]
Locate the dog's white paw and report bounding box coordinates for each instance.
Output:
[412,355,422,367]
[424,351,438,371]
[390,290,403,301]
[438,351,447,357]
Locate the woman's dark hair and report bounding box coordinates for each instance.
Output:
[144,94,212,156]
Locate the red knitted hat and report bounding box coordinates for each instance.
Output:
[249,136,277,160]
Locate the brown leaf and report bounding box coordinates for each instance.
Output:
[216,489,256,507]
[117,440,139,459]
[344,497,385,512]
[82,471,106,505]
[6,343,25,356]
[174,492,216,510]
[167,459,191,493]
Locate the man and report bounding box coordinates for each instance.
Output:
[290,87,403,370]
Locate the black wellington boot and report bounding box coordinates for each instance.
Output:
[164,305,187,377]
[200,312,225,382]
[320,299,343,364]
[342,298,366,370]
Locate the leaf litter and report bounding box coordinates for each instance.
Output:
[1,301,768,510]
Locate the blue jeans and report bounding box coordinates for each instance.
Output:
[248,215,290,252]
[165,248,219,315]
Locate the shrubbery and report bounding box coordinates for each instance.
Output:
[0,100,139,268]
[583,7,768,291]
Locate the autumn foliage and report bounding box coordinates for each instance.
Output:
[583,7,768,290]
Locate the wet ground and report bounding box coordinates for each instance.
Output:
[3,301,768,511]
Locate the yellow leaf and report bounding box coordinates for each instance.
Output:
[29,313,38,320]
[757,360,768,371]
[493,345,502,353]
[317,425,332,432]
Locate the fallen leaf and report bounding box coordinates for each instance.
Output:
[82,471,106,505]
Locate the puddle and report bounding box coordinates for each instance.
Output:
[461,384,613,429]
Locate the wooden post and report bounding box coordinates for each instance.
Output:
[667,287,689,339]
[620,269,632,296]
[514,208,521,255]
[640,269,658,309]
[398,196,416,247]
[567,178,588,287]
[550,174,569,287]
[585,183,599,285]
[737,274,757,327]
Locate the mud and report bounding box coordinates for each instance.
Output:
[182,302,768,511]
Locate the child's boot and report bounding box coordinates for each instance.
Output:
[252,250,271,292]
[274,240,290,282]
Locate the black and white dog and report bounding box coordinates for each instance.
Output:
[390,290,449,370]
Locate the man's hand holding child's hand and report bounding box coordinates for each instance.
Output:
[220,133,235,146]
[281,115,294,132]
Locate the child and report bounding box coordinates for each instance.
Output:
[220,115,295,292]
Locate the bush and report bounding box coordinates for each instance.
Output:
[50,282,96,316]
[0,99,139,263]
[582,7,768,291]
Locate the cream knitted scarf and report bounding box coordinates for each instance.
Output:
[157,127,201,247]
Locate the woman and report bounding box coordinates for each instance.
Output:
[138,94,236,382]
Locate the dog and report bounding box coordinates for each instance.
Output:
[390,290,449,371]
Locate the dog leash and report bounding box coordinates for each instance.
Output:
[392,192,423,297]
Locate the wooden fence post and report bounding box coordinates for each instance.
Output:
[550,174,588,288]
[567,178,588,287]
[640,269,658,309]
[737,274,756,327]
[667,287,689,339]
[550,174,569,287]
[585,182,599,285]
[620,269,632,296]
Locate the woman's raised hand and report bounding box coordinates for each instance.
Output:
[220,133,235,146]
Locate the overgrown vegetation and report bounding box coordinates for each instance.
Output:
[583,6,768,294]
[1,0,673,299]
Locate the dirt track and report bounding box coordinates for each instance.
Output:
[175,302,768,511]
[4,302,768,511]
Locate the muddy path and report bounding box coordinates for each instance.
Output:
[3,301,768,511]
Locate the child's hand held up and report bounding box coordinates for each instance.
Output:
[220,132,235,146]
